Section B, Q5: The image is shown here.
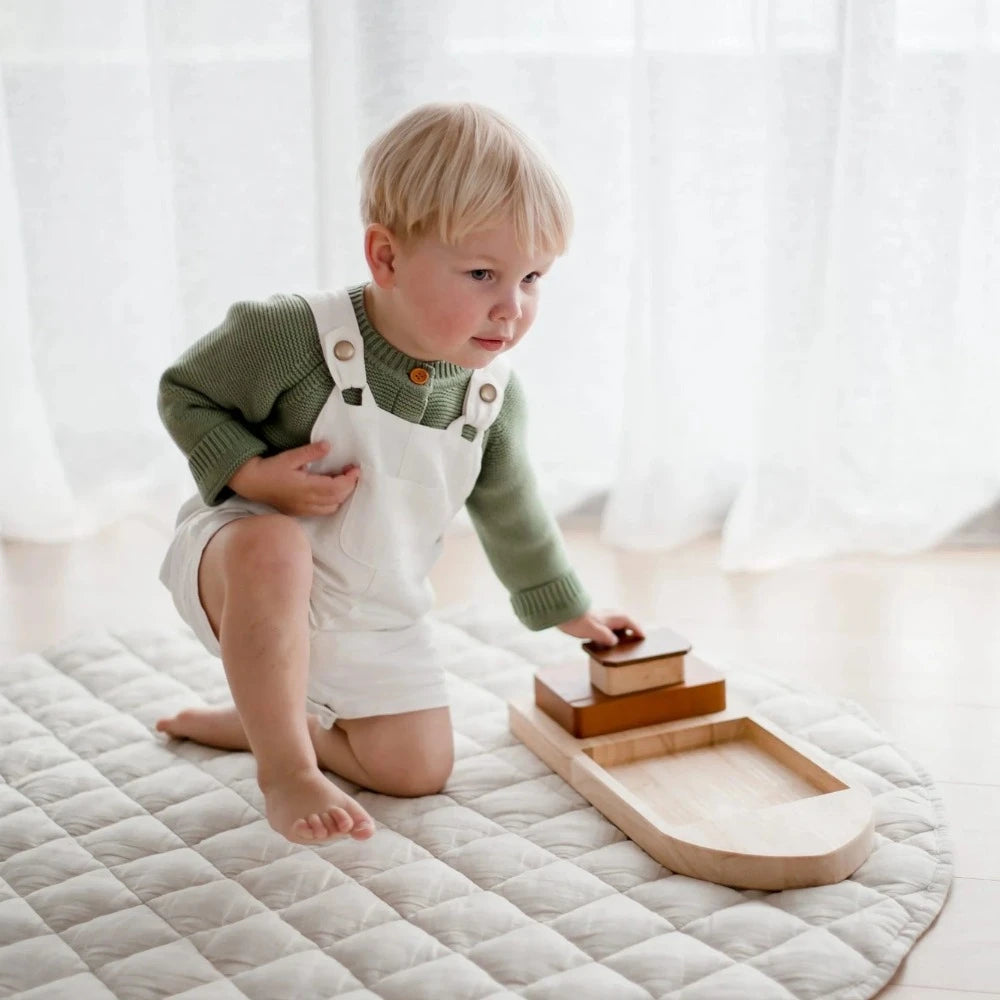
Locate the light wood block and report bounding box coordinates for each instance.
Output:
[585,626,692,695]
[509,697,875,890]
[535,655,726,738]
[588,655,685,695]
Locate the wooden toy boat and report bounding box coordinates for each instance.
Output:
[509,697,874,890]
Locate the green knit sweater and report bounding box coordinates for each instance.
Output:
[158,284,589,630]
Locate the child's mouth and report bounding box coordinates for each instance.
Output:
[472,337,506,352]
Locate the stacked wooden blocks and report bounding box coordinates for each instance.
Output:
[535,627,727,737]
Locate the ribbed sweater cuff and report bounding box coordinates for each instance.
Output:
[188,421,268,506]
[511,572,591,632]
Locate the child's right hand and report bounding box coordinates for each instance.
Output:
[227,441,360,517]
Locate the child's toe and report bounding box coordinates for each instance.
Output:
[351,819,375,840]
[290,817,314,841]
[330,807,353,833]
[348,806,375,839]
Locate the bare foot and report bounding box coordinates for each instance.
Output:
[156,706,251,749]
[157,706,375,844]
[261,766,376,844]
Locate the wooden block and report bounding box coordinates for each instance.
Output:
[588,655,685,695]
[585,626,692,696]
[535,656,726,738]
[583,626,691,667]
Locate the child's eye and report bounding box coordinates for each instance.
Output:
[469,269,492,281]
[522,272,542,285]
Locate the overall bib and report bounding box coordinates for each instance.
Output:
[159,288,510,725]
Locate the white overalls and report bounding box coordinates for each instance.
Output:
[159,288,510,725]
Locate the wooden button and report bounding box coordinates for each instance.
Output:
[333,340,355,361]
[409,367,430,385]
[479,383,497,403]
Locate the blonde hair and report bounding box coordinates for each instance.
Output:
[360,102,573,256]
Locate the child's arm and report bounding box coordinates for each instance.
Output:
[467,373,642,639]
[158,294,334,507]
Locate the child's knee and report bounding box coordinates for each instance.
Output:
[221,514,313,584]
[359,735,454,797]
[376,755,453,797]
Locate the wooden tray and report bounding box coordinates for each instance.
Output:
[509,698,874,890]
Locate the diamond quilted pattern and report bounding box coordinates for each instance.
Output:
[361,858,479,918]
[78,814,188,867]
[573,840,666,891]
[189,911,315,976]
[326,918,450,986]
[234,850,352,909]
[467,923,590,989]
[372,952,503,1000]
[524,807,625,859]
[746,927,872,998]
[99,938,228,998]
[683,900,807,961]
[42,785,147,838]
[492,859,617,922]
[231,949,363,1000]
[11,759,108,807]
[0,936,88,993]
[469,773,587,830]
[604,931,733,993]
[281,881,399,949]
[387,803,506,855]
[0,895,48,944]
[674,961,798,999]
[408,890,533,951]
[0,805,66,860]
[147,879,266,936]
[0,619,951,999]
[521,961,652,1000]
[547,894,674,961]
[25,866,139,932]
[13,972,119,999]
[444,832,554,890]
[1,836,101,894]
[59,904,180,968]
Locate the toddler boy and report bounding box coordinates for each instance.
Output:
[155,102,643,844]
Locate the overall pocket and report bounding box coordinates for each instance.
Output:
[340,470,446,592]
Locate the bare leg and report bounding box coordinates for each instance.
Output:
[317,707,454,797]
[159,702,455,798]
[160,515,374,843]
[157,705,250,750]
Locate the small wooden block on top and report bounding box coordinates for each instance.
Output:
[585,627,692,696]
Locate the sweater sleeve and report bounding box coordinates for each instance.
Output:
[466,371,591,630]
[157,294,322,505]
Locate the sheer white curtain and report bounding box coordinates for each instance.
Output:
[603,0,1000,567]
[3,1,998,568]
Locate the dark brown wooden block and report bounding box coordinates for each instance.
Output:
[584,626,692,667]
[535,656,727,738]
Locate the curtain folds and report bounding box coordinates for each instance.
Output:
[3,1,998,567]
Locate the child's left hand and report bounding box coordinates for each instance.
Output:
[557,610,645,648]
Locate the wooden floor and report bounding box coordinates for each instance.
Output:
[2,512,998,998]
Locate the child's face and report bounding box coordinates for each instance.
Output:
[388,220,555,368]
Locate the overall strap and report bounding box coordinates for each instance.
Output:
[451,357,513,436]
[298,289,367,391]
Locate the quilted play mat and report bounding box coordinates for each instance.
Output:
[1,604,951,999]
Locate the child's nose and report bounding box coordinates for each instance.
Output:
[489,290,523,322]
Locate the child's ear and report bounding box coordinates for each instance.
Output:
[364,224,399,288]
